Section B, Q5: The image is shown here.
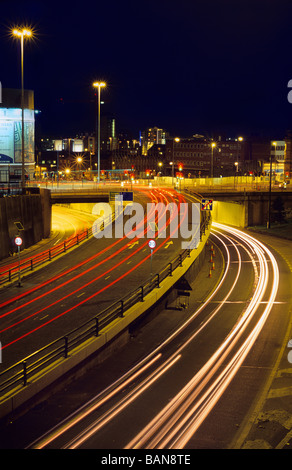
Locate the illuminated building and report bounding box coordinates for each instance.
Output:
[140,126,167,155]
[0,88,35,182]
[284,131,292,178]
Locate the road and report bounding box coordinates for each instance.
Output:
[0,205,98,284]
[4,221,285,450]
[0,189,290,450]
[0,187,193,369]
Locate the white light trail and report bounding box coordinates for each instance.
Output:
[31,222,279,450]
[125,223,279,449]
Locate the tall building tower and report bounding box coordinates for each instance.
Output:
[101,114,118,153]
[141,126,167,155]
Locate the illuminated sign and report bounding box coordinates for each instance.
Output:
[201,199,213,210]
[0,108,35,164]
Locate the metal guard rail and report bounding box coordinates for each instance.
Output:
[0,210,211,397]
[0,211,117,286]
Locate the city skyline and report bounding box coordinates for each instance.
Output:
[1,1,292,140]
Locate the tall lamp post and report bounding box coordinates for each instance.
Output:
[93,81,106,184]
[12,28,32,190]
[211,142,216,180]
[268,141,277,228]
[171,137,180,186]
[234,136,243,189]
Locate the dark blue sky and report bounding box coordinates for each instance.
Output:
[1,0,292,140]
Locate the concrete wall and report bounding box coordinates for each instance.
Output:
[56,202,97,214]
[211,193,292,227]
[39,189,52,238]
[212,201,246,227]
[0,199,10,259]
[0,189,51,260]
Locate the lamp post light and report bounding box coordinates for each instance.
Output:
[234,162,239,189]
[211,142,216,180]
[235,136,243,188]
[12,28,32,190]
[77,156,83,179]
[171,137,180,186]
[268,141,277,229]
[93,81,106,184]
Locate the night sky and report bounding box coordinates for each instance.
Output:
[1,0,292,141]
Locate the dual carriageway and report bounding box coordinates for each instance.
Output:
[0,183,290,449]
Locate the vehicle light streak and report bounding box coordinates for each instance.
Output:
[1,190,188,349]
[33,226,240,449]
[32,352,163,449]
[0,189,169,315]
[25,223,279,450]
[0,189,160,309]
[0,208,97,275]
[64,354,182,449]
[125,224,279,449]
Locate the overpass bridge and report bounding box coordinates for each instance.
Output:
[186,189,292,227]
[25,184,292,229]
[50,191,109,204]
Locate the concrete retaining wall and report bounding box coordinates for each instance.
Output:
[0,190,51,260]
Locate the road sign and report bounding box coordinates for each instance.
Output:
[148,239,156,250]
[201,199,213,211]
[109,191,133,202]
[15,236,23,246]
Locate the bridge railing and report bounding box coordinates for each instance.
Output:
[0,213,211,397]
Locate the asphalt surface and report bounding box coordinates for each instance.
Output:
[232,229,292,449]
[0,223,290,451]
[0,232,223,449]
[0,189,190,370]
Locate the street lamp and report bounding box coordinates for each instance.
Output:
[93,81,106,184]
[234,136,243,189]
[76,156,83,179]
[267,141,277,228]
[172,137,180,186]
[211,142,216,179]
[12,27,33,190]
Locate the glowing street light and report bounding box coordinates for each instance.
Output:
[76,156,83,179]
[172,137,180,186]
[268,142,277,228]
[93,81,106,184]
[235,136,243,188]
[12,27,33,189]
[211,142,216,179]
